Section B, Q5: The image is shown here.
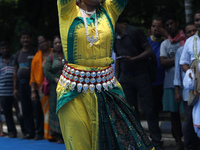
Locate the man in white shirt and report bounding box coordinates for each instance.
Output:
[180,10,200,150]
[160,13,185,150]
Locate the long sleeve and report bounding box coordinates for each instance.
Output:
[57,0,76,17]
[57,0,78,61]
[103,0,129,26]
[180,39,191,65]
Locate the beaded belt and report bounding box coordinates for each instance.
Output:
[59,64,118,93]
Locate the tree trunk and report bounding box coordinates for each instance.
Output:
[185,0,194,23]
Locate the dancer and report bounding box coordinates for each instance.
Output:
[57,0,154,149]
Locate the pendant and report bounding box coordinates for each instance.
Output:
[103,82,108,91]
[83,84,89,93]
[96,83,102,93]
[89,84,95,94]
[86,35,98,47]
[107,81,113,90]
[70,82,76,91]
[77,83,83,93]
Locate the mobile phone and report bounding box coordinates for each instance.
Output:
[116,56,123,59]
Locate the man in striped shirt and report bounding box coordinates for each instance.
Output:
[0,41,18,138]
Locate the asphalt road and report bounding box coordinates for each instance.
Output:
[0,123,183,150]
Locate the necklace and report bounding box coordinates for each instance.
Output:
[80,8,96,15]
[80,8,99,47]
[193,32,200,61]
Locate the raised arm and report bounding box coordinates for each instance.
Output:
[103,0,129,24]
[57,0,77,17]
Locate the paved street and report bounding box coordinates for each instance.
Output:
[0,121,182,150]
[141,121,183,150]
[0,113,185,149]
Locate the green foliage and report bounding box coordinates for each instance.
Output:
[0,0,59,52]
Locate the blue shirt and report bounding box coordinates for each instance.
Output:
[147,36,165,85]
[0,55,15,96]
[174,46,189,101]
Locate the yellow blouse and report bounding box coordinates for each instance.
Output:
[57,0,128,67]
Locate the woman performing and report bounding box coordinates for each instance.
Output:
[56,0,154,149]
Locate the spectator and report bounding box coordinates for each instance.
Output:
[114,17,164,150]
[160,13,185,150]
[0,41,17,138]
[180,10,200,149]
[44,35,64,143]
[0,104,4,136]
[174,21,199,150]
[30,35,52,140]
[14,30,38,139]
[147,17,167,115]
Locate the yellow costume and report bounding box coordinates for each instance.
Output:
[57,0,154,149]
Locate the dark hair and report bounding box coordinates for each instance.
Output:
[78,0,105,5]
[0,41,8,48]
[153,17,162,22]
[183,21,195,33]
[20,30,32,38]
[37,35,46,40]
[152,17,163,27]
[194,10,200,16]
[162,13,177,25]
[53,35,61,43]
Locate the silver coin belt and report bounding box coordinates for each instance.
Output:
[59,64,118,93]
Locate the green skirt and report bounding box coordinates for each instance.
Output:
[58,90,155,150]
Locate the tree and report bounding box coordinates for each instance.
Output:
[1,0,200,52]
[185,0,194,23]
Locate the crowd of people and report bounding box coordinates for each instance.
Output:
[0,0,200,149]
[0,31,64,144]
[113,10,200,150]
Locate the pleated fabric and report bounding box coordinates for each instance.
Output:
[58,89,154,150]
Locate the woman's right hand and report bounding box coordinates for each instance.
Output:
[31,90,38,102]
